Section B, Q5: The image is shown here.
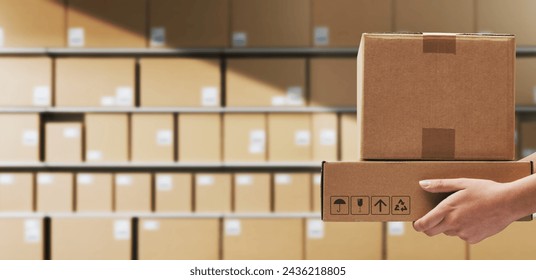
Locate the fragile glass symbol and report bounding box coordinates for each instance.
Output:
[357,198,363,212]
[333,199,346,212]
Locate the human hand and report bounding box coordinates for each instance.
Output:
[413,178,522,244]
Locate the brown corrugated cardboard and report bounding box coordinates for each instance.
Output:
[394,0,475,33]
[274,173,311,212]
[516,57,536,106]
[36,172,73,212]
[138,218,220,260]
[305,219,382,260]
[0,0,64,47]
[230,0,310,47]
[340,113,358,161]
[519,120,536,159]
[358,33,515,160]
[85,114,129,162]
[51,217,131,260]
[0,57,52,106]
[115,173,151,212]
[386,222,466,260]
[312,113,338,161]
[177,114,221,162]
[310,58,357,107]
[76,173,113,212]
[155,173,192,212]
[67,0,146,47]
[268,114,312,161]
[312,173,321,213]
[223,114,266,162]
[322,162,532,222]
[148,0,228,48]
[312,0,391,47]
[470,221,536,259]
[223,218,303,260]
[0,173,33,212]
[477,0,536,46]
[45,122,82,163]
[56,58,136,107]
[227,59,306,107]
[140,58,221,107]
[0,114,40,162]
[131,114,174,162]
[0,218,43,260]
[195,173,231,213]
[234,173,271,213]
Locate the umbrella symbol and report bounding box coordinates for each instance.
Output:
[333,199,347,213]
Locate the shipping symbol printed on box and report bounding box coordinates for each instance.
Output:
[331,196,410,216]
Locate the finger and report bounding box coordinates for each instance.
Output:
[444,230,457,237]
[413,202,450,232]
[419,178,470,193]
[423,218,452,237]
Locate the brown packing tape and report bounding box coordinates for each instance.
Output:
[423,35,456,54]
[422,128,455,159]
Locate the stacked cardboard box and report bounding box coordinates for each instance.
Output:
[76,173,114,212]
[0,173,34,212]
[0,218,43,260]
[0,57,52,107]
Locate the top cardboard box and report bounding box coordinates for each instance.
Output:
[358,33,515,160]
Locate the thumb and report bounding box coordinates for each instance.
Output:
[419,179,467,193]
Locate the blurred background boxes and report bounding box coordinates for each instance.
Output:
[311,174,321,212]
[0,173,34,212]
[36,173,73,213]
[223,114,267,162]
[273,173,311,212]
[268,114,312,161]
[340,113,358,161]
[0,114,40,162]
[114,173,152,212]
[312,113,338,161]
[469,222,536,260]
[76,173,113,212]
[177,114,221,162]
[0,218,43,260]
[195,173,232,213]
[234,173,271,213]
[45,122,82,162]
[85,114,129,162]
[516,57,536,106]
[154,173,192,212]
[309,58,357,107]
[519,119,536,158]
[0,57,52,107]
[131,114,174,162]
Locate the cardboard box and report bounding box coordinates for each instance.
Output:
[477,0,536,46]
[310,58,357,107]
[394,0,475,33]
[358,33,515,160]
[195,173,231,213]
[312,173,321,212]
[36,172,73,213]
[305,219,382,260]
[386,222,466,260]
[115,173,151,212]
[148,0,228,48]
[226,59,306,107]
[177,114,221,162]
[138,218,220,260]
[56,58,136,107]
[0,173,33,212]
[0,114,40,162]
[340,113,358,161]
[311,0,392,47]
[67,0,146,47]
[223,114,266,162]
[223,218,303,259]
[312,113,338,161]
[51,217,131,260]
[0,0,64,47]
[234,173,271,213]
[76,173,113,212]
[0,218,43,260]
[85,114,129,162]
[470,221,536,260]
[516,57,536,106]
[0,57,52,107]
[140,58,221,107]
[322,162,532,222]
[155,173,192,212]
[131,114,174,162]
[520,120,536,159]
[268,114,312,161]
[45,122,82,163]
[274,173,311,212]
[230,0,310,47]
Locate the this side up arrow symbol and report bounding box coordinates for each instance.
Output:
[374,199,387,212]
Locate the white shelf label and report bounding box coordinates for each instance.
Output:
[63,127,80,139]
[77,174,93,185]
[275,174,291,185]
[197,175,214,186]
[150,27,166,47]
[201,87,219,107]
[86,150,102,161]
[68,27,85,47]
[225,219,241,236]
[33,86,50,106]
[307,219,325,239]
[232,32,247,47]
[249,129,265,154]
[37,174,53,185]
[100,96,115,106]
[388,222,405,236]
[271,96,287,106]
[156,175,173,191]
[116,175,132,186]
[236,175,253,186]
[115,87,133,106]
[156,129,173,146]
[22,130,38,146]
[0,28,4,47]
[314,26,329,46]
[320,129,336,146]
[143,220,160,231]
[0,174,14,185]
[314,174,321,186]
[24,219,40,243]
[286,86,304,105]
[295,130,311,146]
[114,220,131,240]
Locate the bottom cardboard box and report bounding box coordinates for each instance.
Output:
[0,218,43,260]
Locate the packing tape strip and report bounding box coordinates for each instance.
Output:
[423,35,456,54]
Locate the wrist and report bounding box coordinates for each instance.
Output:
[503,181,534,220]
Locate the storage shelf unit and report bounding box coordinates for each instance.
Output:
[0,107,357,114]
[0,212,321,219]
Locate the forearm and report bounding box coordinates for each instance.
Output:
[507,173,536,219]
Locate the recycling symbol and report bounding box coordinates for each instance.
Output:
[394,199,408,211]
[392,196,410,215]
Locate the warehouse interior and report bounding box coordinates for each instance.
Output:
[0,0,536,260]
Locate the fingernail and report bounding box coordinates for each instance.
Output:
[419,180,431,188]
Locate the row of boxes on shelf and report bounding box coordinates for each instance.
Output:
[2,0,536,48]
[1,113,358,162]
[3,217,536,260]
[0,172,325,213]
[0,57,356,108]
